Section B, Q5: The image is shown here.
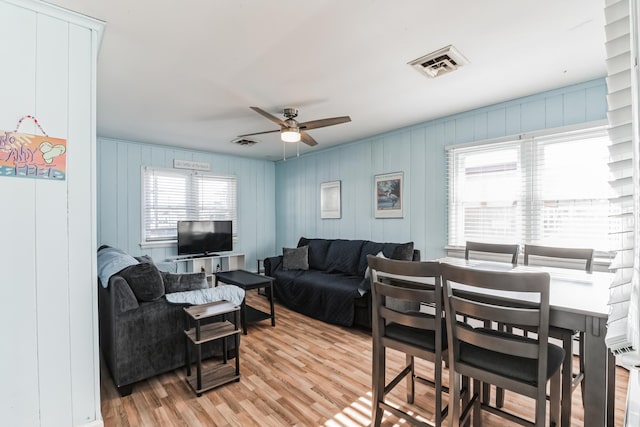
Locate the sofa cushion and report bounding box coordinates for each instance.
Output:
[298,237,332,270]
[271,268,363,326]
[383,242,415,260]
[325,239,364,276]
[283,246,309,270]
[119,262,165,302]
[358,241,386,276]
[161,271,208,294]
[358,241,414,276]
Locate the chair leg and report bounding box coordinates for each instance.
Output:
[372,344,385,427]
[579,332,585,405]
[496,387,504,408]
[406,354,415,404]
[434,353,443,427]
[482,382,490,405]
[473,379,482,427]
[561,333,573,427]
[450,372,462,427]
[463,375,471,427]
[550,369,561,427]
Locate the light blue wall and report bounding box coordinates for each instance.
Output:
[97,138,276,268]
[275,78,608,260]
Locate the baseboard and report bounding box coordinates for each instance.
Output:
[77,418,103,427]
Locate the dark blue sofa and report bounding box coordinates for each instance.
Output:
[264,237,419,329]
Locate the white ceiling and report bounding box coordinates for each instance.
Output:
[46,0,607,161]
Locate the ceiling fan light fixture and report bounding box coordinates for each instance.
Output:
[281,127,301,143]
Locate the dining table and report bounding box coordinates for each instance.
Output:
[437,256,615,427]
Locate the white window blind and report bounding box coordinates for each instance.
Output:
[142,167,237,243]
[604,0,639,358]
[447,127,611,253]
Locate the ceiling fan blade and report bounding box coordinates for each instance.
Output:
[237,129,280,137]
[299,116,351,131]
[250,106,288,127]
[300,131,318,146]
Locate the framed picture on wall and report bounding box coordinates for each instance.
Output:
[374,172,403,218]
[320,180,341,219]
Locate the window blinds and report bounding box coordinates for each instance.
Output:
[604,0,639,357]
[447,128,611,252]
[142,167,238,243]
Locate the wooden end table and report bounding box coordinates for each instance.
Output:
[184,300,240,396]
[214,269,275,335]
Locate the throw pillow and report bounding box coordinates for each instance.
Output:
[283,245,309,271]
[364,251,388,280]
[161,271,208,294]
[155,261,178,273]
[382,241,415,260]
[135,254,154,264]
[392,242,415,260]
[119,262,165,302]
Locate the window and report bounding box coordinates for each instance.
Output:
[447,127,611,253]
[142,167,237,244]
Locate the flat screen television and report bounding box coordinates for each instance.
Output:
[177,220,233,256]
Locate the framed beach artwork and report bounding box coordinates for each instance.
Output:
[320,180,341,219]
[374,172,403,218]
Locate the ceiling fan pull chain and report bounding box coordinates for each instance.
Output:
[283,141,286,161]
[297,141,300,157]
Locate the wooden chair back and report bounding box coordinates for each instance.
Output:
[524,244,594,273]
[440,262,556,425]
[367,255,446,426]
[465,241,520,265]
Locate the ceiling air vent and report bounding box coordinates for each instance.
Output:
[232,138,258,146]
[408,45,469,78]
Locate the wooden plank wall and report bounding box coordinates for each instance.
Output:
[274,79,608,260]
[0,0,103,425]
[97,138,276,269]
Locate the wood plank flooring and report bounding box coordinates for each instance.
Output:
[100,291,629,426]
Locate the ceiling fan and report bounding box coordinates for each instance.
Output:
[238,107,351,146]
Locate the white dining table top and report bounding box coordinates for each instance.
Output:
[437,256,612,318]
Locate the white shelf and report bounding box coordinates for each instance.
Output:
[173,253,245,285]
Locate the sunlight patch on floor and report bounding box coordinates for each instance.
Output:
[323,391,432,426]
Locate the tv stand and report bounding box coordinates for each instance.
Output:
[173,253,245,286]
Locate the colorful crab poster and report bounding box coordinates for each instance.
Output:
[0,130,67,180]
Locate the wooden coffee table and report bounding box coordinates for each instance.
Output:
[214,270,275,334]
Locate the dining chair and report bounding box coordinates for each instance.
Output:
[524,244,593,273]
[367,255,452,427]
[440,262,563,427]
[465,241,520,265]
[523,244,594,426]
[465,241,521,407]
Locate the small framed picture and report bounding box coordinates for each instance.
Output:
[374,172,403,218]
[320,180,341,219]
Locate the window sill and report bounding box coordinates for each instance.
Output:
[140,240,176,250]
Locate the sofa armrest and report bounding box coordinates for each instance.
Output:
[264,255,283,276]
[108,275,140,314]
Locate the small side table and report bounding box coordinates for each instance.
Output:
[215,269,275,335]
[184,300,240,396]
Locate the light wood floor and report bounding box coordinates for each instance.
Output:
[100,291,629,426]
